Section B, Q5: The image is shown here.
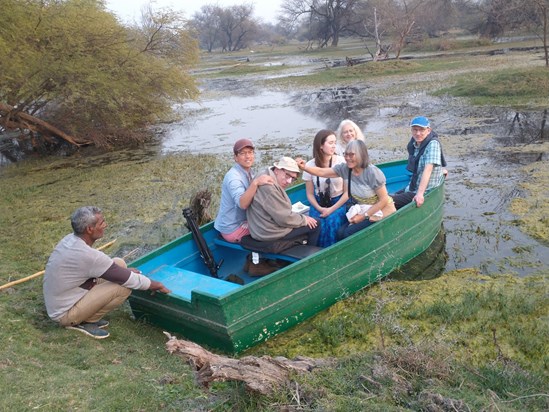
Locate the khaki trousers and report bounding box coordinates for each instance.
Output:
[58,258,132,326]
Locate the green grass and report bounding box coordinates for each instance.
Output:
[249,270,549,372]
[2,268,547,410]
[1,37,549,411]
[268,54,527,90]
[290,346,548,411]
[405,36,494,52]
[2,309,206,410]
[0,152,229,279]
[434,67,549,106]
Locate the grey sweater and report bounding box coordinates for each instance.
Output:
[246,168,307,241]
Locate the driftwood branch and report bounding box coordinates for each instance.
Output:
[0,102,89,147]
[164,332,333,395]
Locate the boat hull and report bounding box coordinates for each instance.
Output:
[129,159,445,353]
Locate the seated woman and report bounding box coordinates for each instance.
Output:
[335,119,366,156]
[301,130,348,247]
[297,140,395,240]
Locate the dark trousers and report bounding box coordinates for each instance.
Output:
[337,219,374,240]
[280,221,322,247]
[391,190,416,210]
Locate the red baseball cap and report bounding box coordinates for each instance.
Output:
[233,138,255,154]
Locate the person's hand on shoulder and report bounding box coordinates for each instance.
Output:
[255,174,274,186]
[149,280,171,294]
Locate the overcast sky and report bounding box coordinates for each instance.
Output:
[105,0,283,24]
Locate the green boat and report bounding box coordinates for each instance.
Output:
[128,159,445,354]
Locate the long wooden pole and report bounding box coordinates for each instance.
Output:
[0,239,117,291]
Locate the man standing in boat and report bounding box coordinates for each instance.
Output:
[214,138,274,243]
[43,206,171,339]
[392,116,447,209]
[247,157,321,246]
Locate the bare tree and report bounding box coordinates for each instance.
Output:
[280,0,362,47]
[529,0,549,67]
[314,0,362,46]
[415,0,458,38]
[353,2,391,60]
[383,0,425,58]
[355,0,425,59]
[192,5,223,52]
[218,4,258,51]
[476,0,518,38]
[476,0,549,67]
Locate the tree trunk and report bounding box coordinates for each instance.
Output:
[395,21,415,59]
[164,333,333,395]
[543,5,549,67]
[0,102,89,147]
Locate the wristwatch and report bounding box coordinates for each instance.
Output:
[364,212,370,220]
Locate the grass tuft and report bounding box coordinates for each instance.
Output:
[434,67,549,106]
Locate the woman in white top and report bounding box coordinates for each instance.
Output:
[335,119,365,156]
[301,130,348,247]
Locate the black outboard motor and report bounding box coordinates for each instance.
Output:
[182,208,223,278]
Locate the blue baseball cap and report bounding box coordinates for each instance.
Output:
[410,116,431,128]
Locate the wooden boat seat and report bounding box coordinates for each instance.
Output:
[147,265,242,300]
[213,237,322,263]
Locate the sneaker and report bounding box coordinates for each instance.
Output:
[87,319,109,329]
[66,323,110,339]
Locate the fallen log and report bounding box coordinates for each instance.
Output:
[164,332,333,395]
[0,102,90,147]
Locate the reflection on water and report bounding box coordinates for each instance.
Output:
[494,110,548,163]
[442,156,548,276]
[290,87,376,127]
[438,108,548,276]
[161,90,325,156]
[161,86,380,157]
[389,226,448,281]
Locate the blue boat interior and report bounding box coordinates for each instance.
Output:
[135,162,412,300]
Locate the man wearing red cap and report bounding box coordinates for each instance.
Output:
[214,138,274,243]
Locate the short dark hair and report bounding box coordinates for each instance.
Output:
[71,206,102,235]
